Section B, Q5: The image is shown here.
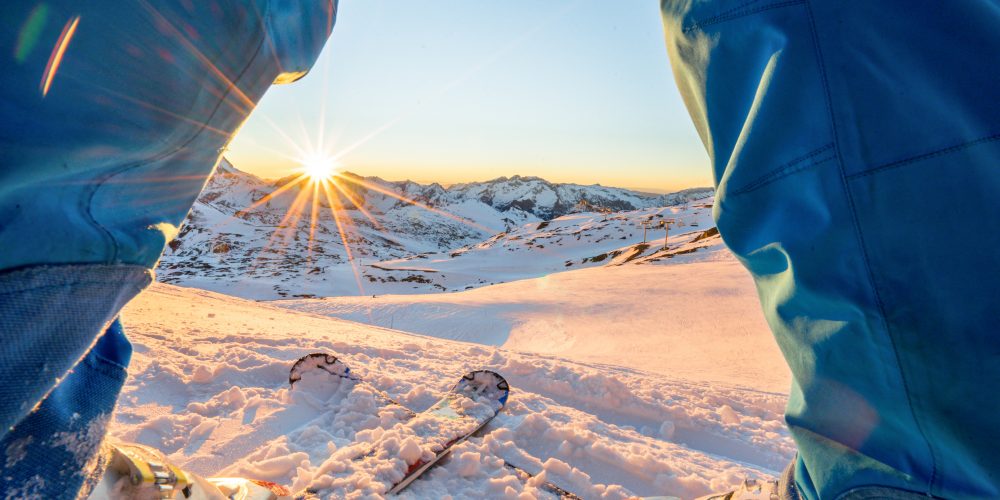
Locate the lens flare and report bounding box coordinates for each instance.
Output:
[301,153,339,181]
[40,15,80,97]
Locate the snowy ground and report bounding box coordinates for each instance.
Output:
[112,277,794,498]
[278,260,788,394]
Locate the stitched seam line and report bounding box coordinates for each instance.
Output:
[0,262,150,279]
[847,133,1000,180]
[83,352,130,377]
[0,268,150,295]
[686,0,765,27]
[803,0,939,492]
[731,155,834,195]
[729,143,836,195]
[0,281,135,297]
[683,0,805,33]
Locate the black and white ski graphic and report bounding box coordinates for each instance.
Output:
[384,370,509,494]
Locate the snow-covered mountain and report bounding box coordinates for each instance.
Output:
[420,175,710,221]
[359,202,725,295]
[156,160,714,299]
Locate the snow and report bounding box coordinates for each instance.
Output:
[112,269,794,498]
[278,260,788,393]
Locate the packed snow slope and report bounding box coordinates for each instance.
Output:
[114,283,794,499]
[155,160,713,299]
[279,260,787,393]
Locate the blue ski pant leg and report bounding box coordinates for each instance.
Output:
[0,2,335,498]
[0,319,133,497]
[661,1,1000,498]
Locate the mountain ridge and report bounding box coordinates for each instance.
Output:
[156,159,715,299]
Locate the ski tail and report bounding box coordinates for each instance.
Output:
[503,462,582,500]
[453,370,510,410]
[288,352,357,388]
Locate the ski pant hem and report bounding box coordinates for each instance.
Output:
[780,457,939,500]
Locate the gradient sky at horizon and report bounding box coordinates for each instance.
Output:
[226,0,711,193]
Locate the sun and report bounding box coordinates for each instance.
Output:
[301,153,340,181]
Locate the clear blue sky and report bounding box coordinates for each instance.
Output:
[226,0,711,193]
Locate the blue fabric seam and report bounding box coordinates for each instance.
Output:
[683,0,806,33]
[729,144,836,195]
[680,0,765,30]
[0,262,148,276]
[82,351,129,379]
[81,174,119,265]
[0,279,141,297]
[846,133,1000,180]
[0,265,149,296]
[803,0,939,493]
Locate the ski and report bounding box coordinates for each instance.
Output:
[469,419,586,500]
[378,370,509,493]
[502,462,583,500]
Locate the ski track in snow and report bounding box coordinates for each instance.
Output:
[112,281,794,499]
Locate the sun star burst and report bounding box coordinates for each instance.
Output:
[302,153,339,181]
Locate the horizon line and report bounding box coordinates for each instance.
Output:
[221,158,713,196]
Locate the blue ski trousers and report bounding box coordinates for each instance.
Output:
[0,1,335,497]
[660,0,1000,498]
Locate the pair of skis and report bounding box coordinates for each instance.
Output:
[289,353,512,496]
[288,353,580,499]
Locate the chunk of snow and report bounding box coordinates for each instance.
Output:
[718,405,741,425]
[399,437,422,464]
